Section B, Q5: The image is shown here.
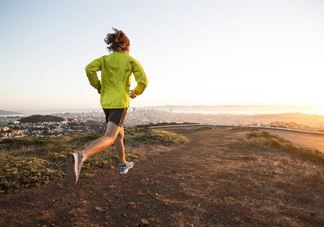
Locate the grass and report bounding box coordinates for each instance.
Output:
[246,131,293,150]
[0,155,63,194]
[245,130,324,166]
[0,127,187,194]
[125,128,188,145]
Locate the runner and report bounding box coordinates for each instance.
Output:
[65,27,148,185]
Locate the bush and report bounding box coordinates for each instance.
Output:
[0,127,187,194]
[245,131,324,165]
[125,128,188,145]
[0,155,63,194]
[246,131,293,150]
[82,152,138,171]
[69,132,101,146]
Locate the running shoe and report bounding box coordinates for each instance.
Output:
[119,161,134,175]
[65,151,83,185]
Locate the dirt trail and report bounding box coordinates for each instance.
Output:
[1,127,324,226]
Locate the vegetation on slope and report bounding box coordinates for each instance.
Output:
[245,130,324,165]
[0,156,62,193]
[125,128,188,145]
[0,127,187,194]
[19,115,64,123]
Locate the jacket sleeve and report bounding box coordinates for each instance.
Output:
[85,57,102,90]
[131,58,148,96]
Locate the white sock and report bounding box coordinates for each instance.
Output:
[119,160,127,166]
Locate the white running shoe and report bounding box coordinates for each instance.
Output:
[65,151,83,185]
[119,161,134,175]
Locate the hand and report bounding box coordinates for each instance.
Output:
[129,90,136,99]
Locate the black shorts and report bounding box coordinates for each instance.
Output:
[103,108,128,127]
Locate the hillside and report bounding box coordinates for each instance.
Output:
[0,110,21,115]
[19,115,64,123]
[1,126,324,226]
[126,110,324,130]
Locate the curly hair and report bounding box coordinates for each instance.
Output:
[104,27,130,52]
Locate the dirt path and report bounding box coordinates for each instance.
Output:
[1,127,324,226]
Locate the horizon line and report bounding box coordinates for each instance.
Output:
[0,104,316,112]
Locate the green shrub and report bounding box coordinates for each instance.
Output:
[69,133,101,146]
[0,155,63,194]
[125,128,187,145]
[82,151,138,171]
[0,127,186,194]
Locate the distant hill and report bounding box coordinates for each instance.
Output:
[0,110,21,115]
[267,121,313,130]
[19,115,64,123]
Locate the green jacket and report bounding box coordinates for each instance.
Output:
[85,51,148,108]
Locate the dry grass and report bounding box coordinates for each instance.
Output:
[0,128,187,194]
[245,130,324,165]
[125,128,188,145]
[1,126,324,226]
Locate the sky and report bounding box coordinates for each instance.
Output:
[1,0,324,113]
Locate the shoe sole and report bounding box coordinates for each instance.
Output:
[65,153,77,185]
[120,162,134,175]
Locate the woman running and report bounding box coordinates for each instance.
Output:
[65,27,148,185]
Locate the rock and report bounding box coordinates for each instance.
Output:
[95,206,104,212]
[126,201,137,209]
[138,218,150,226]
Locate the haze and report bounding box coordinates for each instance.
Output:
[1,0,324,113]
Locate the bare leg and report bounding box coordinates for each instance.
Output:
[81,121,121,161]
[114,127,126,165]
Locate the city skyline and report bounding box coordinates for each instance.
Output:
[1,1,324,114]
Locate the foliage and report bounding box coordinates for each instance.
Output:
[246,131,293,150]
[0,155,63,193]
[82,152,138,171]
[125,128,188,145]
[245,131,324,165]
[19,114,64,123]
[0,127,187,194]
